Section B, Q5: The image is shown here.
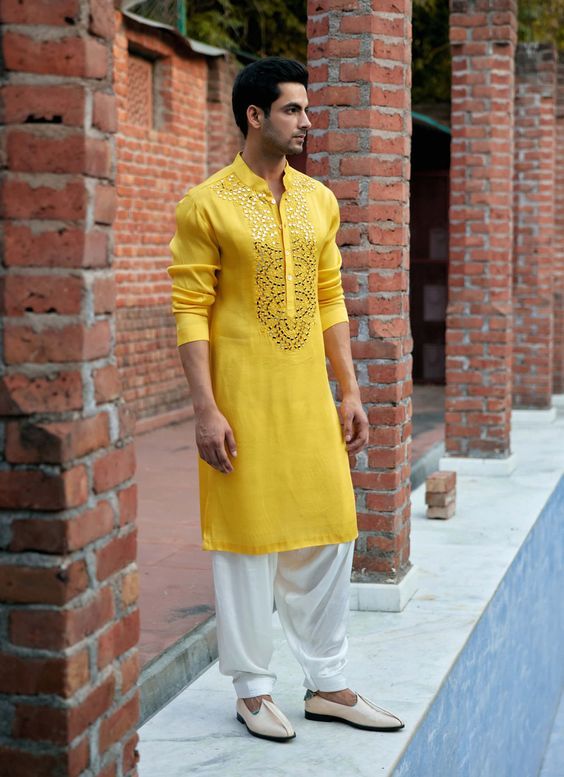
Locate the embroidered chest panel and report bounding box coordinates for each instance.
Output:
[212,174,318,351]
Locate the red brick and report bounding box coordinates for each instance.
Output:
[0,466,88,511]
[3,273,83,315]
[1,84,85,126]
[3,225,108,269]
[10,585,115,650]
[6,413,110,464]
[310,85,360,107]
[99,693,140,754]
[6,130,110,177]
[97,530,137,581]
[0,0,79,25]
[94,444,136,493]
[93,276,117,313]
[122,732,141,774]
[0,649,89,697]
[94,183,117,224]
[10,500,114,553]
[93,91,118,132]
[1,179,86,220]
[340,13,405,36]
[12,675,115,744]
[0,370,83,414]
[69,736,90,777]
[4,320,112,364]
[89,0,115,39]
[2,32,108,79]
[120,650,140,695]
[120,566,139,612]
[0,558,88,605]
[98,610,140,669]
[93,363,122,402]
[98,762,117,777]
[0,747,62,777]
[426,471,457,493]
[425,491,456,508]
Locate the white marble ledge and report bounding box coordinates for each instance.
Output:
[139,415,564,777]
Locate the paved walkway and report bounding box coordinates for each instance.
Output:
[136,385,445,668]
[138,410,564,776]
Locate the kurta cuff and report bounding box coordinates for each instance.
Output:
[175,313,210,346]
[320,303,349,332]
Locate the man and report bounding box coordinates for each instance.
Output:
[168,57,404,742]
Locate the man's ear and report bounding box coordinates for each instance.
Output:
[246,104,263,131]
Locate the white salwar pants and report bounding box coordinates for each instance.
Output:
[211,541,355,698]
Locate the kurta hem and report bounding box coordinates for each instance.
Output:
[201,528,359,556]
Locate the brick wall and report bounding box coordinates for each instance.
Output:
[113,16,240,426]
[207,55,242,176]
[513,44,557,409]
[554,57,564,396]
[0,1,140,775]
[446,0,517,458]
[308,0,413,582]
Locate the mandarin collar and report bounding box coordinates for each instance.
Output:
[232,152,294,193]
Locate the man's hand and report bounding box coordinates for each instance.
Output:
[339,392,369,454]
[196,406,237,473]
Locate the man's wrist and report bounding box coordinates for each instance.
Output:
[341,384,361,399]
[193,399,218,415]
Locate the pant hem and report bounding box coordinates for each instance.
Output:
[304,674,348,693]
[234,678,275,698]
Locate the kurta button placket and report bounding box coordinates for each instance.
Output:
[279,195,296,318]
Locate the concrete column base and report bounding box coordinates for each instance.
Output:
[350,565,418,612]
[512,407,557,425]
[439,453,518,477]
[552,394,564,409]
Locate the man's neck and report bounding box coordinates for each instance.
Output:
[241,146,286,189]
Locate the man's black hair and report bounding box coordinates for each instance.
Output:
[232,57,309,137]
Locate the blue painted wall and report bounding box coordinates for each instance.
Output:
[393,477,564,777]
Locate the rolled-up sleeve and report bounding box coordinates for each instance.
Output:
[168,194,221,346]
[317,190,349,332]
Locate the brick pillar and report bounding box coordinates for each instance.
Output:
[513,44,557,410]
[307,0,413,582]
[445,0,517,461]
[554,57,564,397]
[0,3,140,776]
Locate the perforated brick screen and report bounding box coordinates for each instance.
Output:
[128,53,153,127]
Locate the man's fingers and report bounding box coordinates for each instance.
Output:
[345,414,369,453]
[200,442,232,473]
[214,441,233,473]
[225,428,238,458]
[342,411,353,443]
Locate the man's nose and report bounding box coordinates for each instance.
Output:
[301,111,312,129]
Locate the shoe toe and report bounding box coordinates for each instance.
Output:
[236,699,295,741]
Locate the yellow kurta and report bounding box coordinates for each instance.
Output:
[168,153,358,554]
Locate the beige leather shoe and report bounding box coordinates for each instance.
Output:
[304,691,404,732]
[236,698,296,742]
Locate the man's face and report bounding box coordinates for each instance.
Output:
[259,82,312,156]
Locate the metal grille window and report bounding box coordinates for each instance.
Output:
[128,52,154,128]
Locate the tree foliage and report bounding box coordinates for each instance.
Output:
[132,0,564,100]
[412,0,451,105]
[183,0,306,61]
[518,0,564,50]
